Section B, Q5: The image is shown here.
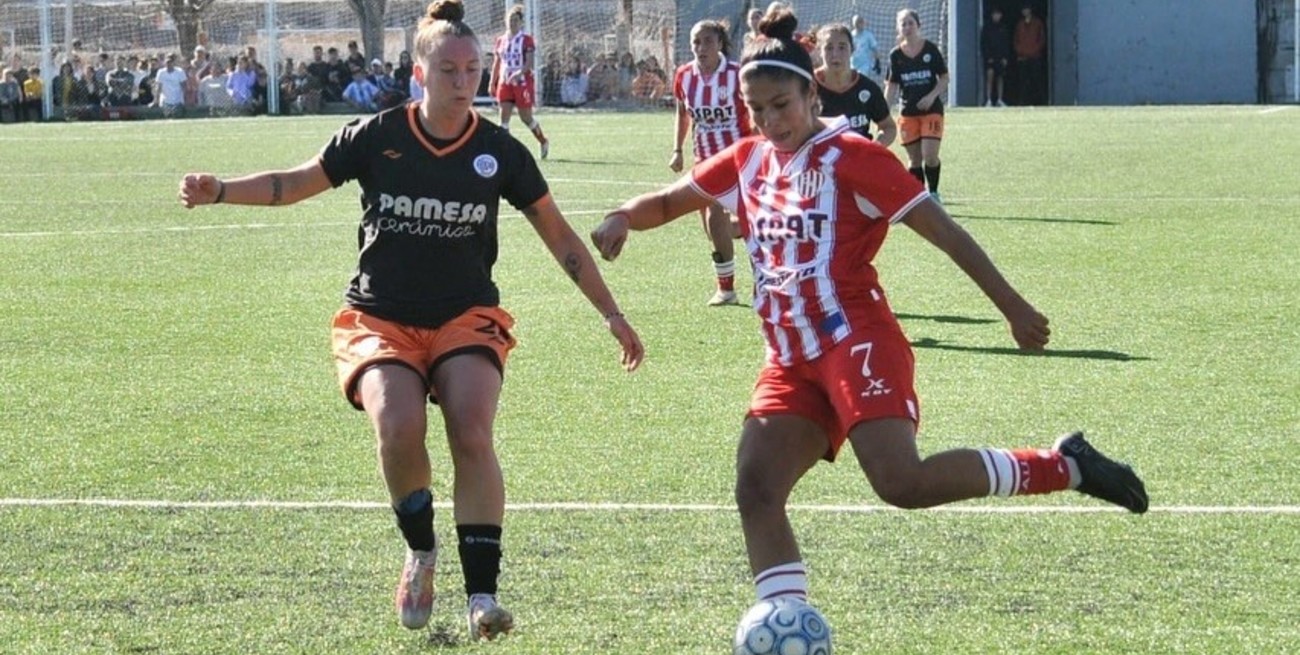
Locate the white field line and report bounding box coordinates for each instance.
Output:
[1258,105,1296,114]
[0,498,1297,515]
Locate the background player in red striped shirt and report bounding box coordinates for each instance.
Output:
[671,19,751,306]
[490,4,549,158]
[593,2,1146,621]
[178,0,643,640]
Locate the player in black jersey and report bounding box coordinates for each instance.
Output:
[814,23,896,146]
[885,8,949,201]
[178,0,643,641]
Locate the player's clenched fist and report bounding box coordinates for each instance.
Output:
[590,211,630,262]
[178,173,223,209]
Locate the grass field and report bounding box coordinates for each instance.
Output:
[0,105,1298,654]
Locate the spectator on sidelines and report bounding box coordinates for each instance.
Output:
[559,54,588,107]
[127,55,145,101]
[106,55,136,107]
[342,64,380,112]
[153,53,188,115]
[850,14,882,82]
[252,66,269,114]
[307,45,332,99]
[199,60,234,114]
[0,69,20,123]
[53,61,76,108]
[370,58,405,109]
[191,45,212,80]
[226,55,257,109]
[345,40,367,72]
[629,59,665,105]
[326,47,349,102]
[586,53,618,102]
[617,51,636,99]
[21,67,43,121]
[135,58,155,106]
[292,61,322,114]
[1013,4,1046,105]
[72,63,103,112]
[394,50,414,97]
[743,7,763,50]
[94,52,110,85]
[981,7,1010,106]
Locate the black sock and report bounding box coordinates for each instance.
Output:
[908,166,924,186]
[393,488,436,552]
[457,524,503,597]
[924,164,941,193]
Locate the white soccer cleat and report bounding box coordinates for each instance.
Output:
[395,548,436,630]
[468,593,514,641]
[708,289,739,306]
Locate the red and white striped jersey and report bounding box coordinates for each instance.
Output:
[690,117,929,366]
[673,60,751,160]
[494,32,535,79]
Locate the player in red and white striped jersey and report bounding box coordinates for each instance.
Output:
[671,19,752,306]
[489,5,549,158]
[593,2,1147,614]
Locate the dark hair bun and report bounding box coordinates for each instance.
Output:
[427,0,465,22]
[758,5,799,41]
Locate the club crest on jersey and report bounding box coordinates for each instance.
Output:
[473,154,499,178]
[859,89,872,103]
[793,169,827,199]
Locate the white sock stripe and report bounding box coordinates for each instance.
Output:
[978,449,997,496]
[979,448,1017,497]
[714,259,736,276]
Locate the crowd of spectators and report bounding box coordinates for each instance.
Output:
[0,38,419,122]
[542,50,671,109]
[1,38,677,123]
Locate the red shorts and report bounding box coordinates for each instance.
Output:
[748,324,919,461]
[899,113,945,145]
[495,74,535,109]
[331,305,517,410]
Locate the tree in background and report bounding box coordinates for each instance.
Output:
[347,0,386,66]
[161,0,216,60]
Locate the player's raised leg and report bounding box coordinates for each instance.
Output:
[849,419,1148,513]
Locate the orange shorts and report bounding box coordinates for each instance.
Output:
[331,305,517,410]
[495,74,535,109]
[748,324,919,461]
[898,113,945,145]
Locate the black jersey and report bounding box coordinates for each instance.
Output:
[319,105,549,328]
[886,40,948,116]
[817,73,891,139]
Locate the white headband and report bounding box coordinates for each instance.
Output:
[739,59,814,82]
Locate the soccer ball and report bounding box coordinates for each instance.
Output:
[733,597,832,655]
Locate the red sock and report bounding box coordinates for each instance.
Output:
[978,448,1072,496]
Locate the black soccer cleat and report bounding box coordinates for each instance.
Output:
[1054,431,1149,514]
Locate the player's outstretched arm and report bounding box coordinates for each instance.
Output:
[900,198,1050,350]
[523,194,645,372]
[590,176,711,261]
[177,158,332,209]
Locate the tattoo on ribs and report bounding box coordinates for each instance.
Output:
[270,175,284,205]
[564,253,582,282]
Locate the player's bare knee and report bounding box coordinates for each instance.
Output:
[734,467,786,518]
[868,472,928,510]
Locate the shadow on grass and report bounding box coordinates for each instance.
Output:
[949,212,1118,226]
[910,337,1150,362]
[895,312,999,325]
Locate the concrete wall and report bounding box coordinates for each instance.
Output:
[1073,0,1256,104]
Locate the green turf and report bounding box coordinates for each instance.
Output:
[0,106,1297,653]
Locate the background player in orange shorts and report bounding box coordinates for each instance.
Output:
[885,8,948,201]
[178,0,642,641]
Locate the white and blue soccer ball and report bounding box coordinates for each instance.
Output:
[733,597,832,655]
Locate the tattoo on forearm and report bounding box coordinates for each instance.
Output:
[564,253,582,282]
[269,175,284,205]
